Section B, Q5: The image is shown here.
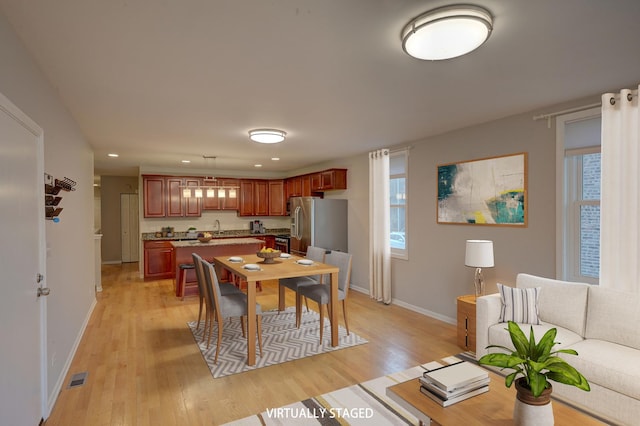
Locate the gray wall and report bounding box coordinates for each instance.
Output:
[319,97,601,323]
[0,11,96,410]
[100,176,138,262]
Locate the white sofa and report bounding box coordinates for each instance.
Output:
[476,273,640,426]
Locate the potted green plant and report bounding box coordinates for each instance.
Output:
[478,321,590,425]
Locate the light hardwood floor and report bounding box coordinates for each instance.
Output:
[45,262,459,425]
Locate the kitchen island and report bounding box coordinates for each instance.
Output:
[170,238,264,297]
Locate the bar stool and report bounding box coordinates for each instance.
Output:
[178,263,196,300]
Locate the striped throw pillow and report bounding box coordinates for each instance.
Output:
[498,283,541,324]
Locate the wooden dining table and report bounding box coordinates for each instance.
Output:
[213,253,340,366]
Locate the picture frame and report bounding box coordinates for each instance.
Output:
[437,152,527,227]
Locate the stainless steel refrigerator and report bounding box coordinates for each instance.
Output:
[289,197,348,256]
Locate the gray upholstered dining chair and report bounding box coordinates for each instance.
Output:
[296,250,352,344]
[201,259,263,363]
[191,253,242,338]
[278,246,327,324]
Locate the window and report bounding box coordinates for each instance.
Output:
[557,109,600,284]
[390,150,408,258]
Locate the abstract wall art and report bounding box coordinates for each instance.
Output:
[437,153,527,226]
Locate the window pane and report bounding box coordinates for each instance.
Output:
[582,153,601,200]
[580,204,600,278]
[390,206,405,249]
[390,177,406,205]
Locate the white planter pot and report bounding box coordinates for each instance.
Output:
[513,399,554,426]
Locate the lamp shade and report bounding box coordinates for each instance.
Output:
[401,5,492,60]
[465,240,494,268]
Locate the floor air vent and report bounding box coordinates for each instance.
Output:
[68,372,88,388]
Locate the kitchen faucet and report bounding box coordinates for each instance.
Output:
[214,219,221,235]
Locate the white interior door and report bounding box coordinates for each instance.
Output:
[0,93,47,423]
[121,193,139,262]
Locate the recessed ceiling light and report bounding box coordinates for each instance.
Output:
[254,164,263,168]
[181,160,191,163]
[249,129,287,144]
[401,5,493,60]
[271,157,280,161]
[107,153,119,157]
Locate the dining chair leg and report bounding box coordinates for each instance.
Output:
[342,300,350,335]
[196,297,204,330]
[256,316,263,357]
[206,313,215,349]
[240,316,246,338]
[318,303,324,345]
[295,293,303,328]
[214,319,223,364]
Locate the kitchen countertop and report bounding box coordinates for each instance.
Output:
[169,237,265,248]
[142,228,289,241]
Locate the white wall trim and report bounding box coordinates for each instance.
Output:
[350,284,456,325]
[46,297,97,416]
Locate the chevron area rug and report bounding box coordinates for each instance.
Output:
[188,307,368,378]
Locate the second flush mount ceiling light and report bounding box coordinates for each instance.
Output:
[249,128,287,144]
[401,4,493,61]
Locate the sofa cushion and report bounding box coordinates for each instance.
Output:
[585,286,640,350]
[565,339,640,400]
[516,273,589,336]
[497,283,540,324]
[487,322,583,355]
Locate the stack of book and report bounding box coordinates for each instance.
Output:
[419,360,490,407]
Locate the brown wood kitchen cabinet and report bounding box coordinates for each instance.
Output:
[143,175,166,218]
[167,177,201,217]
[310,169,347,191]
[239,179,269,216]
[268,180,286,216]
[144,241,174,279]
[202,178,240,210]
[142,175,202,218]
[219,178,240,210]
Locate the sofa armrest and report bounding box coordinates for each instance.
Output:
[475,293,502,360]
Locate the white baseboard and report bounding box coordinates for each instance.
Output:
[47,296,97,416]
[350,284,456,325]
[101,260,122,265]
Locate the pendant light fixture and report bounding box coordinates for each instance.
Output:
[249,128,287,144]
[401,5,493,61]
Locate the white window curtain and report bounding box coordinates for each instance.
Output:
[600,85,640,292]
[369,149,391,303]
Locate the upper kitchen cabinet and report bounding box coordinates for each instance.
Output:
[143,175,166,218]
[310,169,347,191]
[239,179,284,216]
[142,175,202,218]
[219,178,240,210]
[167,177,202,217]
[201,178,240,211]
[268,180,287,216]
[286,176,302,198]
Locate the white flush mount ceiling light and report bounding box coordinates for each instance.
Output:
[401,5,493,60]
[249,128,287,144]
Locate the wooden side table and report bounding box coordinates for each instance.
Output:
[457,295,477,352]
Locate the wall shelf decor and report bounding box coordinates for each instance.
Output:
[44,173,77,221]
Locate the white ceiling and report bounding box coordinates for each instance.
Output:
[1,0,639,177]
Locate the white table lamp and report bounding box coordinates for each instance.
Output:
[465,240,494,297]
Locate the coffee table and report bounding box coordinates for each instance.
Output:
[386,368,604,425]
